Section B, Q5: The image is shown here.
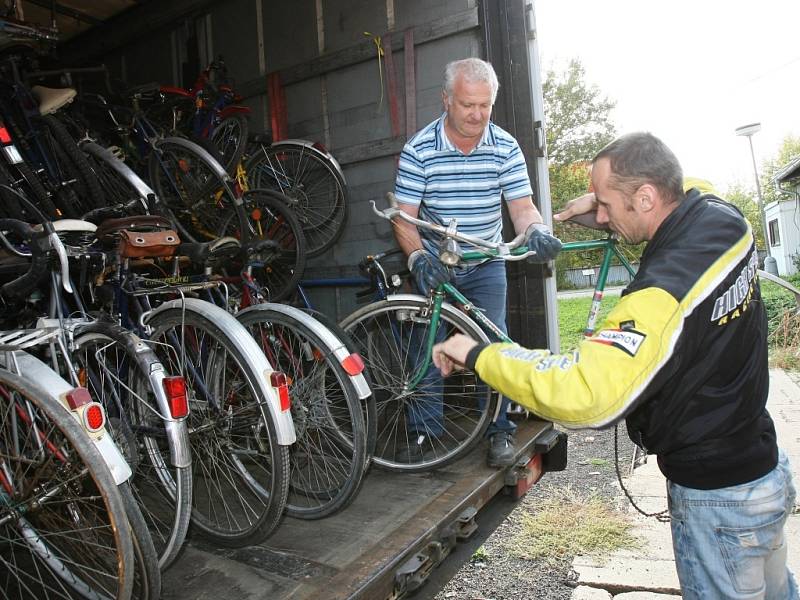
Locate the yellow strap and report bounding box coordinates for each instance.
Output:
[364,31,384,109]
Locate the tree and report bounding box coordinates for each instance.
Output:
[723,182,765,250]
[543,59,616,170]
[543,59,619,277]
[760,135,800,206]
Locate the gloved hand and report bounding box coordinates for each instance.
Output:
[408,249,453,292]
[524,223,562,263]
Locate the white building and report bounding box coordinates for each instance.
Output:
[767,157,800,276]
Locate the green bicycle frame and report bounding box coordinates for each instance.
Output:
[561,236,636,336]
[405,234,635,390]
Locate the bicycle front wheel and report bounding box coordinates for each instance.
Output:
[0,370,134,600]
[341,297,495,472]
[146,307,290,547]
[210,113,249,176]
[237,306,368,519]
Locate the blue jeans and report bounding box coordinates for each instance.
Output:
[668,450,798,600]
[406,260,516,437]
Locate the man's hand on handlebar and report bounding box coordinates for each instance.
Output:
[408,249,452,292]
[523,223,562,263]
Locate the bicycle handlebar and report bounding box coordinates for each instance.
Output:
[0,219,52,299]
[371,194,535,261]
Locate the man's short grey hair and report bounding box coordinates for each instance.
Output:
[593,132,684,205]
[443,58,499,104]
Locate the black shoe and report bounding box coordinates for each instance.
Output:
[487,431,516,468]
[395,433,431,463]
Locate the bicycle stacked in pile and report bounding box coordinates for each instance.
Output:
[0,47,375,599]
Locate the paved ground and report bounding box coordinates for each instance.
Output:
[569,368,800,599]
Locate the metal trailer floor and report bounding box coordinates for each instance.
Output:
[161,418,554,600]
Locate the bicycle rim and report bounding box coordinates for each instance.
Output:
[147,308,290,547]
[210,113,248,176]
[341,298,495,472]
[245,144,346,257]
[71,328,192,570]
[238,307,367,519]
[0,371,134,599]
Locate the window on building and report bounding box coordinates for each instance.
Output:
[768,218,781,247]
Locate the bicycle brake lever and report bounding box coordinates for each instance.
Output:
[48,231,73,294]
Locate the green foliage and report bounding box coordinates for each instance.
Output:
[543,60,617,168]
[723,182,765,249]
[761,135,800,206]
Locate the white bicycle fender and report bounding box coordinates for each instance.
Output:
[237,303,372,400]
[4,351,133,485]
[143,298,297,445]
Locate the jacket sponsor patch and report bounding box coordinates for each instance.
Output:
[588,328,646,357]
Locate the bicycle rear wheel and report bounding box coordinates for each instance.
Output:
[341,297,495,472]
[0,370,134,599]
[237,306,368,519]
[71,324,192,570]
[146,306,290,547]
[245,142,347,257]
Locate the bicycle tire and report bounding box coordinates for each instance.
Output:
[81,142,150,211]
[237,306,368,519]
[40,114,107,210]
[300,307,377,464]
[341,297,495,472]
[119,481,162,600]
[0,369,135,600]
[147,137,245,243]
[146,307,290,547]
[210,113,248,176]
[245,142,347,257]
[223,189,307,302]
[0,159,25,219]
[71,325,192,570]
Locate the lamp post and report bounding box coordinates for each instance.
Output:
[735,122,770,258]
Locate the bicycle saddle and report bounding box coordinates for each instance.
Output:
[96,215,175,243]
[176,236,241,267]
[30,85,76,115]
[567,212,612,232]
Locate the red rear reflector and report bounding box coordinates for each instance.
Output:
[163,376,189,418]
[84,403,105,432]
[312,141,327,154]
[341,353,364,376]
[270,371,290,411]
[0,127,10,144]
[66,387,92,409]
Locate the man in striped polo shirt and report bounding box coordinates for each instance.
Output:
[393,57,561,467]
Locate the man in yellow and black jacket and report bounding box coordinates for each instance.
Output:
[432,132,797,599]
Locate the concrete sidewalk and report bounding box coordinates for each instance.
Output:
[570,369,800,600]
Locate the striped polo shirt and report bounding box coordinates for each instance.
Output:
[394,113,532,255]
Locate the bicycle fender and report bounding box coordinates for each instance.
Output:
[158,136,234,184]
[271,139,347,187]
[3,351,134,485]
[143,298,297,445]
[72,322,192,470]
[82,141,155,203]
[237,303,372,400]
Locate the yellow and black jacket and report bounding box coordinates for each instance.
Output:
[467,189,777,489]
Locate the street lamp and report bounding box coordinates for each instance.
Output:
[735,122,770,259]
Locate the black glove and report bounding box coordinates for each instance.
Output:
[408,249,453,292]
[524,223,562,263]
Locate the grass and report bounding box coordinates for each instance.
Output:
[558,274,800,368]
[507,486,639,565]
[557,293,620,352]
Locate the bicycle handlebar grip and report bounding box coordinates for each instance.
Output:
[0,219,51,300]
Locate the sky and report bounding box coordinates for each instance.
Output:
[534,0,800,193]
